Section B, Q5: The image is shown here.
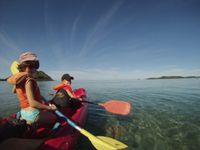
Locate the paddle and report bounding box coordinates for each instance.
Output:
[49,92,131,115]
[55,110,128,150]
[10,61,19,74]
[82,100,131,115]
[10,61,128,149]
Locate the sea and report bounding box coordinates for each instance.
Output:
[0,79,199,150]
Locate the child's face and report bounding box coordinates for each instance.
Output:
[63,79,71,84]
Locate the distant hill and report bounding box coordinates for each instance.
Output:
[0,70,53,81]
[147,76,200,80]
[33,71,53,81]
[0,79,6,81]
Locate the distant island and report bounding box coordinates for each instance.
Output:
[32,71,53,81]
[0,71,53,81]
[0,79,6,81]
[147,76,200,80]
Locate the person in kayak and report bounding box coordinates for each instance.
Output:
[7,52,57,127]
[52,74,82,109]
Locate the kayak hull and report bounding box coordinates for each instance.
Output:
[40,96,88,150]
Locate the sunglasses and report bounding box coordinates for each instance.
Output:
[26,61,40,69]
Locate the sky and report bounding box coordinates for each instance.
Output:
[0,0,200,80]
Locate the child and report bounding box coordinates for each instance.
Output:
[52,74,82,109]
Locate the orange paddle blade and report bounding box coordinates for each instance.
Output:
[99,100,131,115]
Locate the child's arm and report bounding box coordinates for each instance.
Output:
[66,89,82,100]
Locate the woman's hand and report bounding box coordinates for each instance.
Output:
[48,104,57,110]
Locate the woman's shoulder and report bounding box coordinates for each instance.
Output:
[7,72,28,85]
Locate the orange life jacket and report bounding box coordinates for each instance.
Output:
[7,72,42,108]
[53,82,75,96]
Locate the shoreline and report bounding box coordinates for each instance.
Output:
[147,76,200,80]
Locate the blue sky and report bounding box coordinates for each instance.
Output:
[0,0,200,80]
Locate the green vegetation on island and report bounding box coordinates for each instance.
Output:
[147,76,200,80]
[32,71,53,81]
[0,71,53,81]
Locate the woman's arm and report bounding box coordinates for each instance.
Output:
[26,80,56,110]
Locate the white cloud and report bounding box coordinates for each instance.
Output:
[78,1,124,57]
[0,32,20,52]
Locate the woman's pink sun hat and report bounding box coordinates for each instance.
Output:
[19,52,38,63]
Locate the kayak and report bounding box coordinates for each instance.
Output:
[0,88,88,150]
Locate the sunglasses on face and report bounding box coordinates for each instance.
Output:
[26,61,40,69]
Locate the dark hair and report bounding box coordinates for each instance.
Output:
[61,74,74,81]
[18,60,39,72]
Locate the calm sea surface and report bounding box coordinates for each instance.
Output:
[0,79,200,150]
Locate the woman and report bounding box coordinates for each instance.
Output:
[7,52,57,127]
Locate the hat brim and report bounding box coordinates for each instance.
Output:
[19,52,38,63]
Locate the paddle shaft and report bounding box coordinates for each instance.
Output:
[54,110,127,150]
[55,110,81,131]
[54,111,119,149]
[81,100,100,106]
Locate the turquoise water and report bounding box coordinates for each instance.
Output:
[0,79,200,150]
